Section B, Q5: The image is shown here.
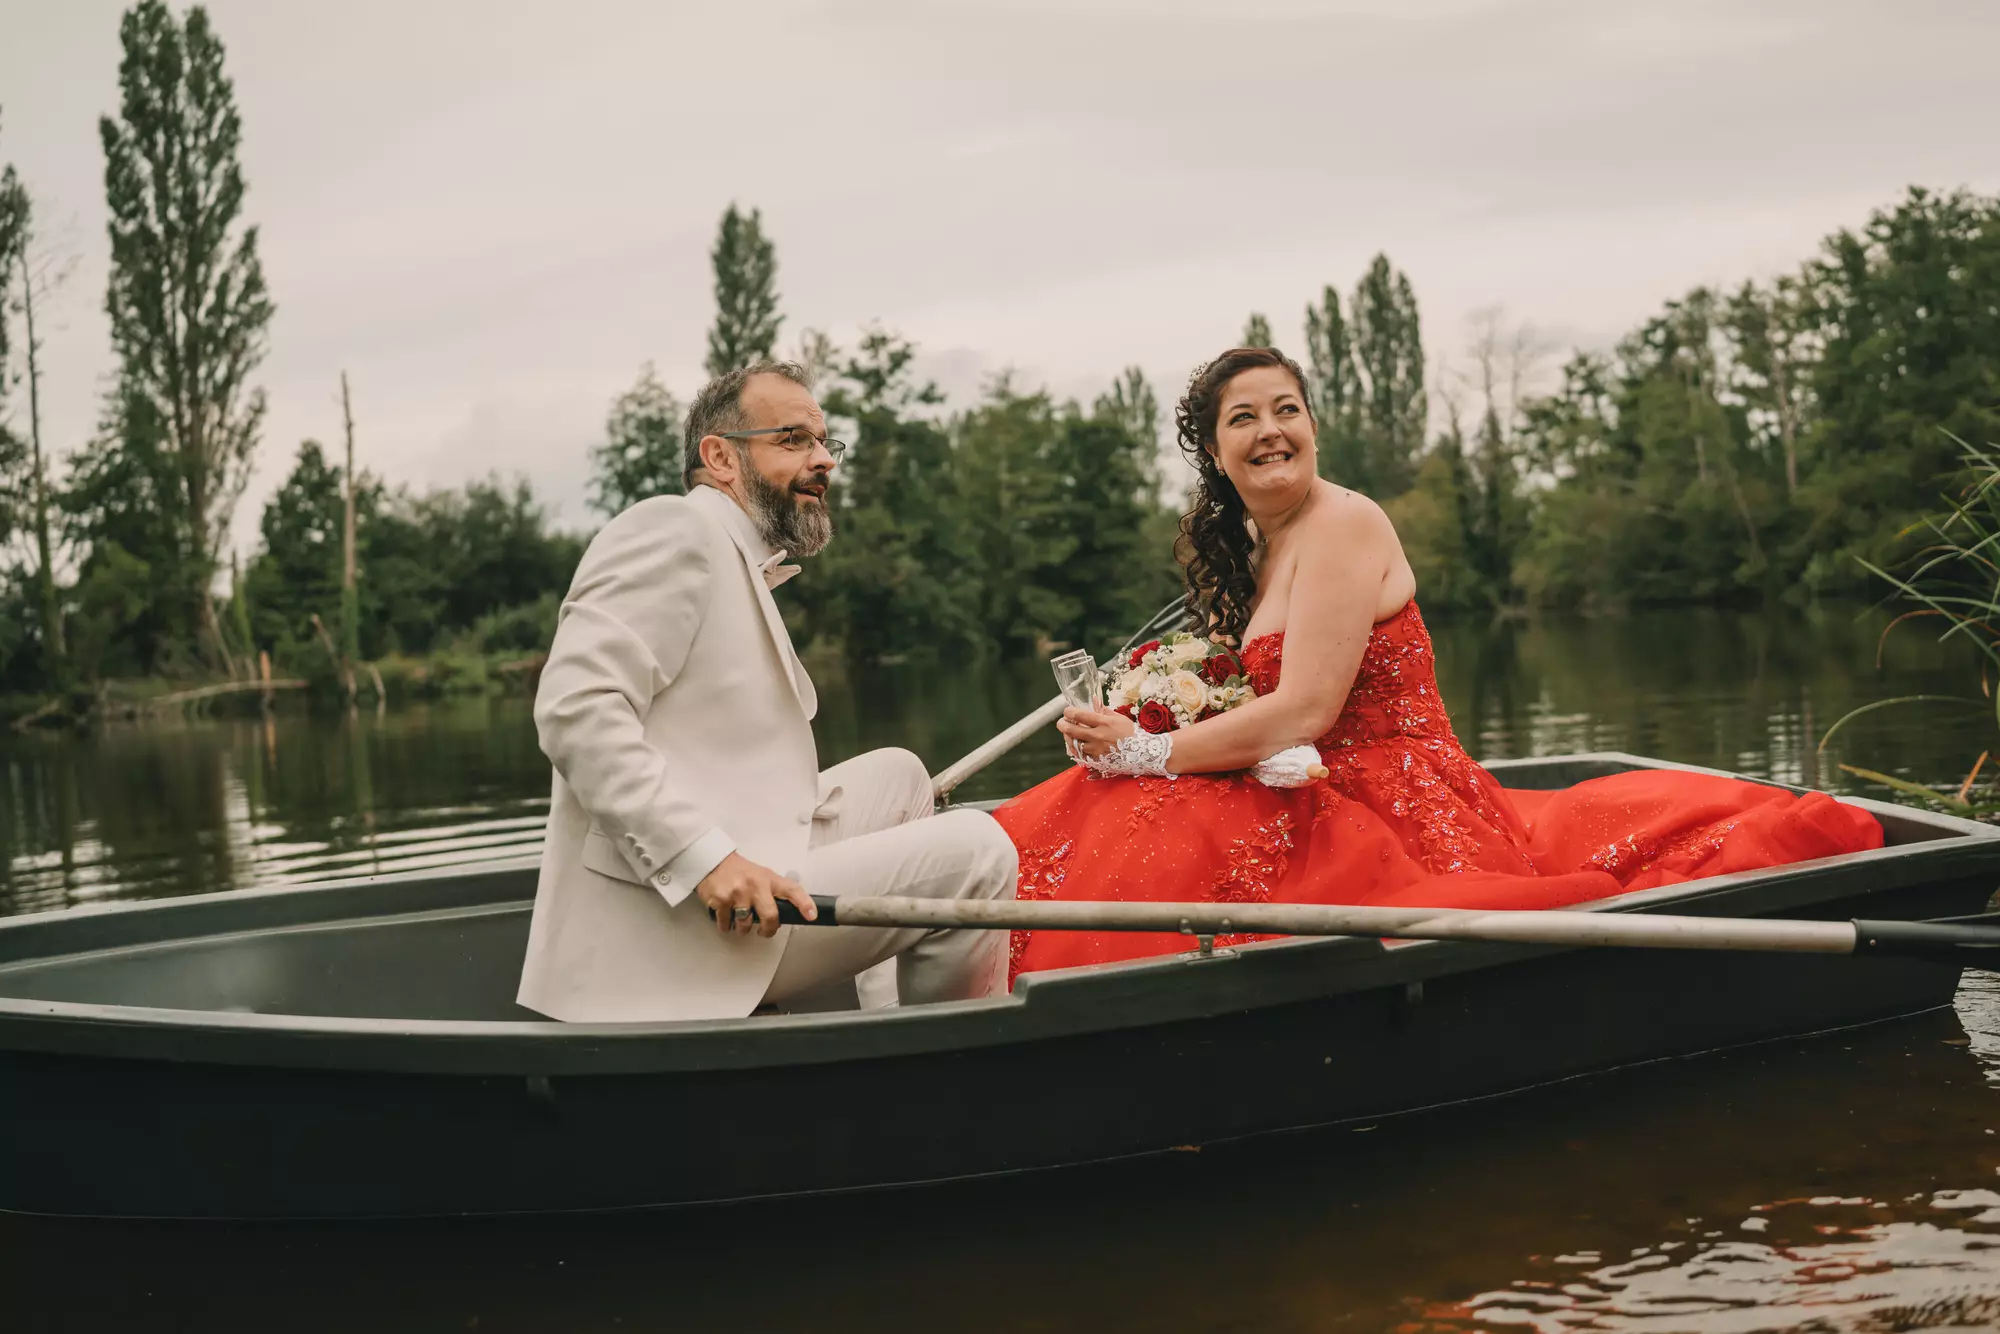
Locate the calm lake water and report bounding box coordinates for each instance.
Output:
[5,604,1999,1333]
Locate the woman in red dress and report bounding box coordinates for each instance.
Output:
[994,348,1881,984]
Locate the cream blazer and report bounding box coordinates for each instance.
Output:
[516,486,823,1022]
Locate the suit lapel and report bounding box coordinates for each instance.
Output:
[708,509,814,717]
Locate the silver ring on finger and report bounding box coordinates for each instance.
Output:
[732,907,754,924]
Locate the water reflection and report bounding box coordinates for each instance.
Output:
[1409,971,2000,1333]
[0,605,1979,920]
[0,700,552,917]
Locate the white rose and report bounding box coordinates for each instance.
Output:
[1170,640,1210,667]
[1208,683,1250,713]
[1117,668,1146,708]
[1169,670,1209,718]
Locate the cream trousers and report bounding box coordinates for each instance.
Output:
[762,748,1017,1010]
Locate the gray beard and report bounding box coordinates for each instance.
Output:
[741,467,833,558]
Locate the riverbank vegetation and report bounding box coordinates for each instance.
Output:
[1,3,1996,725]
[1820,436,2000,815]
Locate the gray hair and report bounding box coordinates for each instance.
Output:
[682,360,815,489]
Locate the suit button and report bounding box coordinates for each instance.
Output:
[639,853,655,868]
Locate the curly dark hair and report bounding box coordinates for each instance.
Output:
[1173,346,1315,643]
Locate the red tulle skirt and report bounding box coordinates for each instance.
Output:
[995,758,1883,984]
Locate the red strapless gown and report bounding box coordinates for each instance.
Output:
[994,602,1883,984]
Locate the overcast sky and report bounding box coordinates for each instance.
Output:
[3,0,1996,555]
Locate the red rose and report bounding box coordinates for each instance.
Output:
[1113,704,1135,720]
[1128,639,1162,668]
[1199,650,1241,687]
[1136,700,1175,734]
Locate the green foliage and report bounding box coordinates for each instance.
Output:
[821,324,942,419]
[1300,257,1427,497]
[588,361,684,515]
[1384,429,1476,608]
[1507,187,2000,611]
[799,328,972,662]
[1305,284,1365,486]
[1821,436,2000,813]
[1092,366,1164,496]
[703,203,781,377]
[796,348,1181,665]
[59,387,200,672]
[242,440,351,654]
[242,442,580,673]
[1241,312,1273,348]
[1350,254,1427,497]
[1043,412,1179,648]
[1789,188,2000,594]
[948,382,1084,653]
[226,554,252,665]
[92,0,271,668]
[468,592,561,655]
[0,121,22,422]
[66,540,156,680]
[0,119,69,685]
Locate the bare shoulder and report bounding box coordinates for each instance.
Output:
[1300,481,1398,549]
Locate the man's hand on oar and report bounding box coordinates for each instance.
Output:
[695,854,818,938]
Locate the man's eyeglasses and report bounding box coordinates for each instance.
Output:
[718,425,847,463]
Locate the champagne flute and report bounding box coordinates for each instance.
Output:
[1049,649,1102,761]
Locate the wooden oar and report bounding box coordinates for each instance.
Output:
[767,894,2000,970]
[930,598,1189,802]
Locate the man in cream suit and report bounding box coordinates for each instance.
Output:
[517,361,1018,1023]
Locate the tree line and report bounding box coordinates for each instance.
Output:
[1,1,1994,713]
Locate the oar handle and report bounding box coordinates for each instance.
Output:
[786,895,841,926]
[1851,918,2000,968]
[708,896,842,928]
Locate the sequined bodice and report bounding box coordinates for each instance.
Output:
[1240,602,1458,753]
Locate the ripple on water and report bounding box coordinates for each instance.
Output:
[1418,1201,2000,1331]
[1405,975,2000,1334]
[0,799,549,917]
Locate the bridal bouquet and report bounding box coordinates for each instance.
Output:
[1105,632,1253,732]
[1095,632,1326,788]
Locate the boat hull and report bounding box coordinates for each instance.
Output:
[0,754,1994,1219]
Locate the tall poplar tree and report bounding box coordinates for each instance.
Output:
[1349,254,1426,498]
[1092,365,1164,496]
[703,204,782,376]
[1241,312,1273,348]
[1,165,70,677]
[1305,284,1366,487]
[91,0,273,671]
[0,128,26,538]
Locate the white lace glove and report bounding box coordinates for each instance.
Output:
[1249,744,1329,788]
[1080,731,1176,779]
